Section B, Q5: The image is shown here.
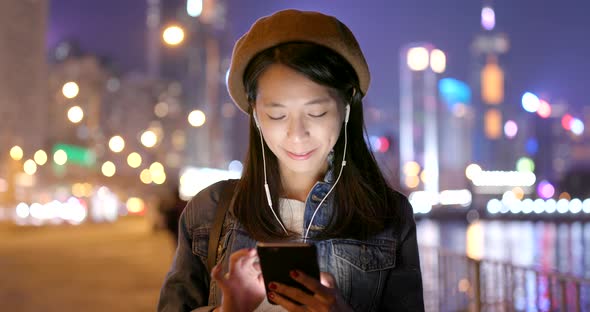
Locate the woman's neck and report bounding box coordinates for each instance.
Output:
[280,166,327,202]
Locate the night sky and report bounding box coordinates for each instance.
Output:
[48,0,590,114]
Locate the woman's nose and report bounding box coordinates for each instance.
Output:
[287,116,310,141]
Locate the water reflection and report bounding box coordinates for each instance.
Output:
[417,219,590,276]
[417,219,590,311]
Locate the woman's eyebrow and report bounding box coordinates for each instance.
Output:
[262,97,331,108]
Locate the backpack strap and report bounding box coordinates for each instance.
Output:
[207,180,237,273]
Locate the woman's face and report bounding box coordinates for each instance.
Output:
[254,64,344,178]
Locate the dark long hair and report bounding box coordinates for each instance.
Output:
[233,42,402,241]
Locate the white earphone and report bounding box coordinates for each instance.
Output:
[253,110,261,129]
[254,103,351,240]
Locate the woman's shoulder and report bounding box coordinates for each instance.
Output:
[381,187,416,231]
[182,179,239,229]
[384,187,413,216]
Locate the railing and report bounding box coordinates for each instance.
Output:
[419,245,590,312]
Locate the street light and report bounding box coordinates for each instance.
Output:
[23,159,37,175]
[101,161,116,177]
[10,145,23,161]
[187,0,203,17]
[188,110,206,127]
[140,130,158,148]
[53,149,68,165]
[127,152,142,168]
[430,49,446,73]
[140,169,152,184]
[163,25,185,46]
[34,150,48,165]
[108,135,125,153]
[67,106,84,123]
[407,47,429,71]
[62,81,79,99]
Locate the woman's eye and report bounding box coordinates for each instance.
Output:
[268,115,285,120]
[309,112,327,118]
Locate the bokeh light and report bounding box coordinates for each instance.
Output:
[188,110,206,127]
[407,47,429,71]
[465,164,482,180]
[10,145,23,161]
[154,102,169,118]
[481,6,495,30]
[430,49,446,73]
[516,157,535,173]
[504,120,518,138]
[571,118,584,136]
[62,81,79,99]
[405,176,420,189]
[23,159,37,175]
[537,100,552,118]
[53,149,68,165]
[127,152,142,168]
[537,180,555,199]
[163,25,185,45]
[108,136,125,153]
[141,130,158,148]
[525,138,539,155]
[67,106,84,123]
[34,150,48,165]
[126,197,145,214]
[403,161,421,177]
[101,161,116,177]
[140,169,152,184]
[521,92,540,113]
[561,114,573,130]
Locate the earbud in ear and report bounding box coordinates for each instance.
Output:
[344,105,350,123]
[253,110,261,129]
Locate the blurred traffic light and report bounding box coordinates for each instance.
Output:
[369,135,391,153]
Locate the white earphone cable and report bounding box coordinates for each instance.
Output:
[304,105,350,241]
[257,113,289,235]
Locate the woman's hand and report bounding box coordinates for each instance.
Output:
[267,270,353,312]
[211,248,266,312]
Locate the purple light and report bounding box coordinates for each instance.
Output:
[504,120,518,138]
[537,180,555,199]
[481,7,496,31]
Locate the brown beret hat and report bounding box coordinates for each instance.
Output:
[227,9,371,114]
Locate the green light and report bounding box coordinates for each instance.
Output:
[52,143,96,167]
[516,157,535,173]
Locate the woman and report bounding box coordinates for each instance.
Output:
[158,9,424,311]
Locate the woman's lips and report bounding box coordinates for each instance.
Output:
[286,149,315,160]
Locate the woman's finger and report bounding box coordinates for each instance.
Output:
[228,248,252,273]
[211,263,225,286]
[269,282,316,307]
[290,270,332,301]
[243,249,259,268]
[267,292,307,312]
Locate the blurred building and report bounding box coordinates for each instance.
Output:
[399,43,454,193]
[469,4,513,171]
[146,0,244,170]
[0,0,49,205]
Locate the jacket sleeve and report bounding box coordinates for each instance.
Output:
[380,197,425,312]
[157,181,228,312]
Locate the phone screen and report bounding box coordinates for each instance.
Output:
[256,242,320,305]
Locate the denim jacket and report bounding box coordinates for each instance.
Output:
[157,179,424,312]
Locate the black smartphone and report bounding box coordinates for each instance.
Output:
[256,242,320,305]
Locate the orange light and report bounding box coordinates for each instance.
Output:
[537,100,552,118]
[481,56,504,105]
[484,109,502,139]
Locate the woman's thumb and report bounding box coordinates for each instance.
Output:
[320,272,337,288]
